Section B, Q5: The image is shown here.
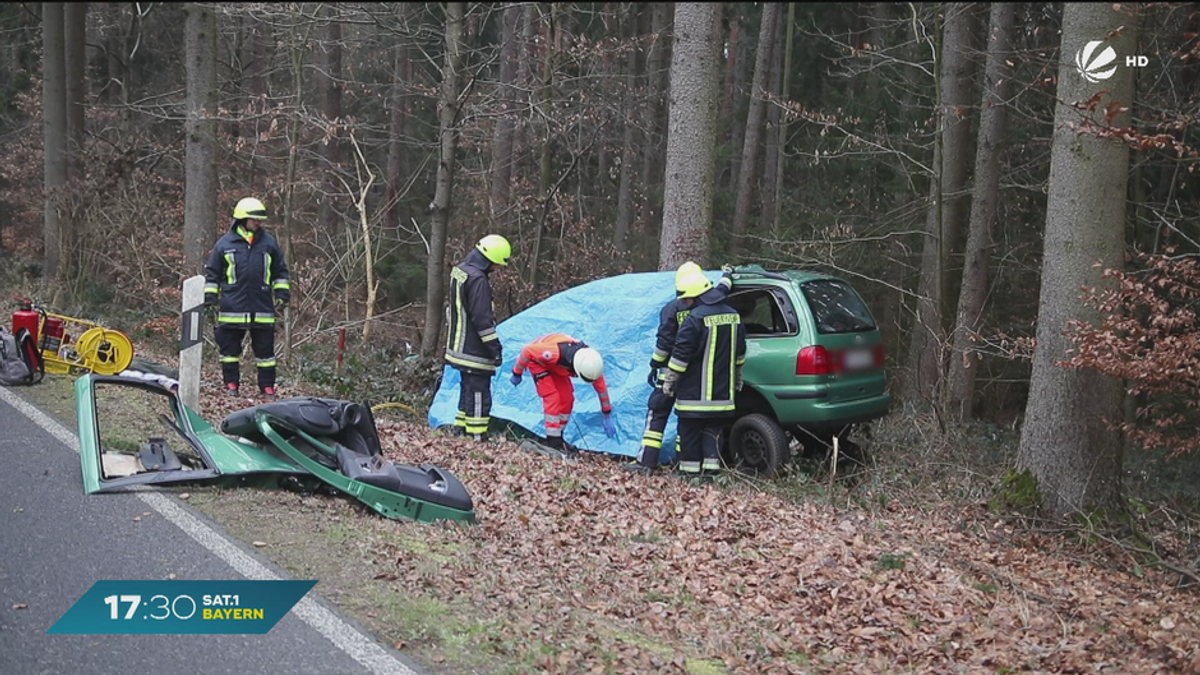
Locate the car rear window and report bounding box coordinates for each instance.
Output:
[800,280,877,334]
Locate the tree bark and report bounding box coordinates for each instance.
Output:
[43,2,67,281]
[183,2,218,275]
[727,5,750,192]
[760,11,784,236]
[770,2,796,235]
[64,2,86,180]
[729,2,779,257]
[657,2,723,270]
[639,2,670,232]
[420,1,466,357]
[1017,3,1137,517]
[948,2,1013,422]
[488,2,521,225]
[385,28,410,232]
[319,9,343,236]
[511,3,538,177]
[614,2,640,253]
[906,2,979,402]
[530,3,557,289]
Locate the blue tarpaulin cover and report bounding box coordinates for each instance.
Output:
[428,270,723,460]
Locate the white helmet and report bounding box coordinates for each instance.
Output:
[573,348,605,382]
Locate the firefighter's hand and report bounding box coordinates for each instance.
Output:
[275,296,289,308]
[661,370,680,397]
[646,367,659,387]
[735,366,744,392]
[721,264,734,274]
[204,295,218,308]
[510,373,522,387]
[603,414,616,438]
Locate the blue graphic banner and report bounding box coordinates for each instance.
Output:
[47,580,316,634]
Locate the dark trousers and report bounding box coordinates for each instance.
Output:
[215,325,276,389]
[677,416,724,474]
[635,388,675,468]
[455,370,493,440]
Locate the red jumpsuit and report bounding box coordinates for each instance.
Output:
[513,333,612,443]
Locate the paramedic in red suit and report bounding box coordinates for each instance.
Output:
[510,333,617,451]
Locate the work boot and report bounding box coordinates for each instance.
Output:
[470,432,490,442]
[260,386,277,400]
[223,383,240,397]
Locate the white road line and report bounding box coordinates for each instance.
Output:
[0,385,419,675]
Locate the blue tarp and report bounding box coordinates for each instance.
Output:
[428,270,724,460]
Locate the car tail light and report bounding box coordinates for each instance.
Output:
[874,343,886,368]
[797,346,831,375]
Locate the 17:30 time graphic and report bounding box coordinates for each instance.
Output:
[104,594,203,621]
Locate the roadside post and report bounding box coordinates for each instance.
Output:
[180,275,204,410]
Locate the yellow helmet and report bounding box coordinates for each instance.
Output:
[674,261,703,294]
[233,197,268,220]
[677,269,713,299]
[476,234,512,266]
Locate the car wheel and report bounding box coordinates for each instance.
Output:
[729,414,791,477]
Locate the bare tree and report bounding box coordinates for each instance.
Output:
[948,2,1014,422]
[43,2,67,281]
[318,7,344,236]
[658,2,724,270]
[1017,3,1137,517]
[729,2,779,257]
[614,2,640,252]
[488,2,521,225]
[183,2,218,274]
[420,1,466,357]
[907,2,980,401]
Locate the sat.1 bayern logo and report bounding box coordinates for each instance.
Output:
[1075,40,1118,82]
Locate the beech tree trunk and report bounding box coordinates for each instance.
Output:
[639,2,670,232]
[488,2,521,225]
[614,2,640,253]
[183,2,218,275]
[658,2,723,270]
[759,13,784,236]
[1017,2,1137,517]
[385,31,410,231]
[420,2,465,357]
[43,2,67,281]
[948,2,1014,422]
[729,2,779,257]
[906,2,979,402]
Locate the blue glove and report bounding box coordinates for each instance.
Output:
[510,373,522,387]
[603,414,616,438]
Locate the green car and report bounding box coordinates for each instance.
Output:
[722,265,891,476]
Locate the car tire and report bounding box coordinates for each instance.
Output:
[729,414,791,477]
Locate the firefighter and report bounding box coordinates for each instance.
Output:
[510,333,617,452]
[204,197,291,398]
[444,234,511,441]
[625,262,732,474]
[661,269,746,479]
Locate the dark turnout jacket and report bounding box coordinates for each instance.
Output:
[444,249,503,373]
[667,288,746,418]
[203,223,290,325]
[650,272,733,369]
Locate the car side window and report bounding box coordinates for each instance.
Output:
[729,288,796,336]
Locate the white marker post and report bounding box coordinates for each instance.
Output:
[179,275,205,411]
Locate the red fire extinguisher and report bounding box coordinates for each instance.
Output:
[12,299,41,346]
[41,317,65,357]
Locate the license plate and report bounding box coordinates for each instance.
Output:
[843,348,874,371]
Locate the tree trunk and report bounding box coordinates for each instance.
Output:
[385,32,410,231]
[639,2,670,233]
[319,10,343,236]
[530,3,556,289]
[759,12,784,236]
[906,2,979,403]
[183,2,218,275]
[488,2,521,225]
[1017,3,1137,518]
[43,2,67,281]
[948,2,1013,422]
[511,3,538,177]
[729,2,779,257]
[63,2,87,278]
[657,2,723,270]
[420,1,465,357]
[727,5,750,192]
[770,3,796,235]
[614,2,640,253]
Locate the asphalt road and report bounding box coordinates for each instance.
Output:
[0,388,421,675]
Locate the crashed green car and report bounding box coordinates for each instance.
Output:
[76,374,476,524]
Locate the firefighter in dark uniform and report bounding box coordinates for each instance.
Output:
[444,235,511,441]
[661,268,746,478]
[625,262,732,473]
[204,197,291,398]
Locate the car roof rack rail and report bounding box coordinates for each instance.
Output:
[730,264,790,282]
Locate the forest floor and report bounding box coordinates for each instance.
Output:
[10,330,1200,674]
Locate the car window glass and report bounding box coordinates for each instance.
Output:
[800,280,877,334]
[729,289,794,335]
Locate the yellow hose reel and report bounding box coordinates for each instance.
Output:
[74,327,135,375]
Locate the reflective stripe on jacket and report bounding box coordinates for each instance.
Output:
[204,223,290,325]
[444,249,502,373]
[668,292,746,418]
